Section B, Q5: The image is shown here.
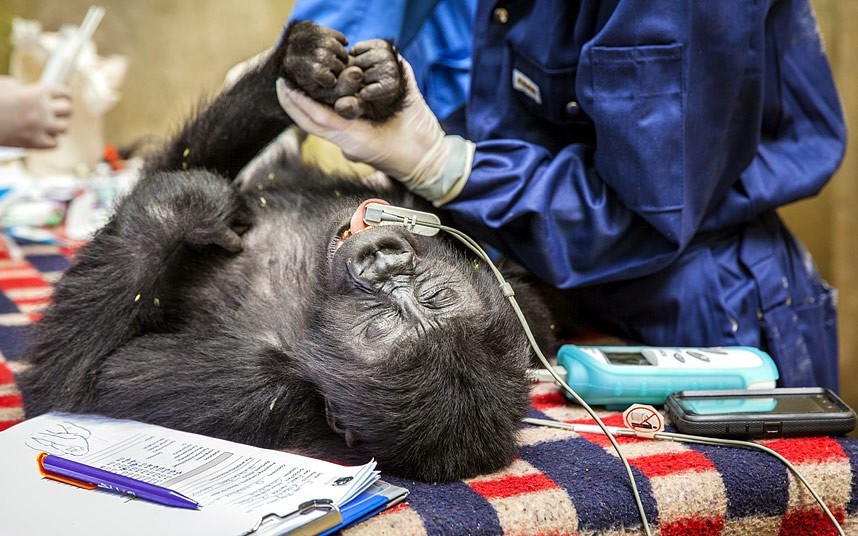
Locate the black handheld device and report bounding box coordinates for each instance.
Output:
[665,387,857,438]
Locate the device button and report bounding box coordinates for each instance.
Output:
[673,352,685,363]
[763,422,782,435]
[726,423,749,435]
[688,350,710,362]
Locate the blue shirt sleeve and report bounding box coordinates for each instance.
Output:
[444,0,845,289]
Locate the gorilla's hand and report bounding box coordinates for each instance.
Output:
[344,38,407,122]
[282,21,406,122]
[180,176,253,254]
[118,171,253,254]
[283,21,364,117]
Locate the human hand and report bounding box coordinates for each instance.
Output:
[0,77,72,149]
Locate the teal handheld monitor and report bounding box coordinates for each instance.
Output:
[536,345,779,407]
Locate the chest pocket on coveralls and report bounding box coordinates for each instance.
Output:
[586,43,685,215]
[509,46,587,127]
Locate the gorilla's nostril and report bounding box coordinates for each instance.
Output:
[351,235,415,285]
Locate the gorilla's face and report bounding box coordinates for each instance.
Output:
[324,199,494,357]
[303,200,532,481]
[331,230,479,345]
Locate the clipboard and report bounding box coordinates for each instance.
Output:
[2,414,387,536]
[243,499,342,536]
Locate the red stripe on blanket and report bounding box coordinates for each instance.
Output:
[660,516,725,536]
[380,502,410,516]
[763,436,848,464]
[566,413,652,446]
[529,391,568,410]
[0,393,23,407]
[0,362,14,384]
[0,419,20,432]
[13,296,51,307]
[567,414,627,427]
[60,244,81,257]
[778,507,845,536]
[0,277,49,290]
[628,450,715,478]
[469,472,558,500]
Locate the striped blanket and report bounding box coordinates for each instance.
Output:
[1,239,856,535]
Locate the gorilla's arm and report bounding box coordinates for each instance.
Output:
[143,45,294,179]
[85,332,331,448]
[144,20,406,179]
[20,172,250,414]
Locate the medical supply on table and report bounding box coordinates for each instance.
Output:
[530,344,779,407]
[39,6,105,85]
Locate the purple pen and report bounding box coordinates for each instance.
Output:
[37,452,199,509]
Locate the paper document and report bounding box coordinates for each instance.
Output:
[0,413,378,535]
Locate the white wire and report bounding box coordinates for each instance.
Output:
[434,223,654,536]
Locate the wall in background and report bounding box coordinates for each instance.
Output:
[0,0,294,148]
[789,0,858,426]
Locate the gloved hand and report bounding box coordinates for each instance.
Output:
[276,59,474,205]
[0,77,72,149]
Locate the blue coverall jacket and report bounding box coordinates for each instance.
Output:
[289,0,847,391]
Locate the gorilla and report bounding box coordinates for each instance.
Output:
[18,21,557,482]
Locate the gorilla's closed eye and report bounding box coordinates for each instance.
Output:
[363,320,387,341]
[420,287,459,309]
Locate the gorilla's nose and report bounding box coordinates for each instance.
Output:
[348,233,415,286]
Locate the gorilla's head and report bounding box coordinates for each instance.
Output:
[300,202,532,481]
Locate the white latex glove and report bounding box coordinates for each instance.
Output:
[276,60,474,205]
[0,77,72,149]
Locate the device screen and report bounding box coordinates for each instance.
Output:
[680,393,838,415]
[604,352,652,366]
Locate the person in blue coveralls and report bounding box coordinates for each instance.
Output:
[279,0,847,392]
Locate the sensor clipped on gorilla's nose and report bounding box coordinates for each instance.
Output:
[363,203,440,236]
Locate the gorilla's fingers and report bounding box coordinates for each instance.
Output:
[310,48,346,86]
[359,81,400,103]
[349,39,390,57]
[307,66,337,88]
[349,46,394,70]
[186,226,244,253]
[316,33,350,65]
[334,96,365,119]
[333,66,364,98]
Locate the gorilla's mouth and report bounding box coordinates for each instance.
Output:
[333,198,390,252]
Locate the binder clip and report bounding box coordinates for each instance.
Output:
[242,498,341,535]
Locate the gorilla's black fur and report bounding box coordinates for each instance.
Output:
[18,22,555,482]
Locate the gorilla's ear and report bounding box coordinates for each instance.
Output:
[324,398,357,448]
